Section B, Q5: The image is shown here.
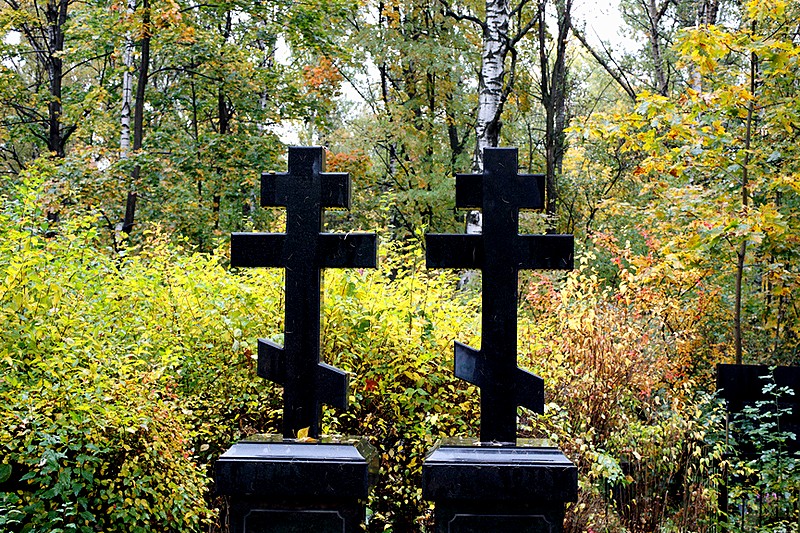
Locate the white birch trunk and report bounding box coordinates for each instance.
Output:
[468,0,511,236]
[474,0,510,172]
[119,0,135,156]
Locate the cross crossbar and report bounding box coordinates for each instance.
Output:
[455,173,545,210]
[230,146,377,439]
[258,339,349,412]
[426,234,573,270]
[230,233,376,269]
[426,147,574,443]
[261,172,351,209]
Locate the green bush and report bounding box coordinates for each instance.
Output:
[0,176,484,532]
[0,180,215,531]
[321,242,482,530]
[0,175,283,531]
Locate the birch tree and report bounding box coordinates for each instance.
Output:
[443,0,539,233]
[444,0,540,168]
[120,0,135,157]
[475,0,510,168]
[116,0,134,240]
[119,0,149,235]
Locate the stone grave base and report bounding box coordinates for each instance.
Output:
[422,438,578,533]
[215,435,377,533]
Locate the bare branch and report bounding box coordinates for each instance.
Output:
[61,51,114,78]
[438,0,486,30]
[570,22,637,101]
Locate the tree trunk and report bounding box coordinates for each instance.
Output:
[539,0,572,225]
[46,0,69,157]
[132,0,150,156]
[644,0,669,95]
[474,0,510,171]
[209,10,234,231]
[213,83,228,233]
[119,0,136,156]
[467,0,511,234]
[189,63,201,199]
[698,0,719,25]
[734,34,757,365]
[211,89,228,230]
[123,0,150,235]
[10,0,74,159]
[445,89,468,172]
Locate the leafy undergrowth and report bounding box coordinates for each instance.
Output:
[0,176,777,532]
[0,177,280,532]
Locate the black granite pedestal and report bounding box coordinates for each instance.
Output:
[423,439,578,533]
[215,436,378,533]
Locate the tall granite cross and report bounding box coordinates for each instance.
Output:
[231,146,377,439]
[426,147,574,443]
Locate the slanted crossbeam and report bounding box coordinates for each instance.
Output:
[231,146,377,439]
[426,147,574,443]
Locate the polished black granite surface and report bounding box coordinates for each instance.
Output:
[217,436,377,533]
[230,146,377,439]
[423,439,577,503]
[425,147,574,443]
[717,363,799,453]
[216,436,377,499]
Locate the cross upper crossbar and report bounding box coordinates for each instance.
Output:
[426,147,574,443]
[230,146,377,439]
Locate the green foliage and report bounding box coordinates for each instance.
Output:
[0,178,212,531]
[569,0,800,363]
[326,0,478,239]
[321,242,481,530]
[0,173,286,531]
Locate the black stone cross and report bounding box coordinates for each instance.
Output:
[231,146,377,439]
[426,147,574,443]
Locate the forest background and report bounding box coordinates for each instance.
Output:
[0,0,799,530]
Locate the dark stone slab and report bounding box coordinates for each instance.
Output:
[715,364,800,522]
[217,436,378,533]
[423,439,577,533]
[434,503,563,533]
[423,439,578,502]
[717,364,800,404]
[216,435,378,499]
[230,233,376,269]
[228,501,359,533]
[239,509,347,533]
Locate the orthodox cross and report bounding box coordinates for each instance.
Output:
[426,147,574,443]
[231,146,377,439]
